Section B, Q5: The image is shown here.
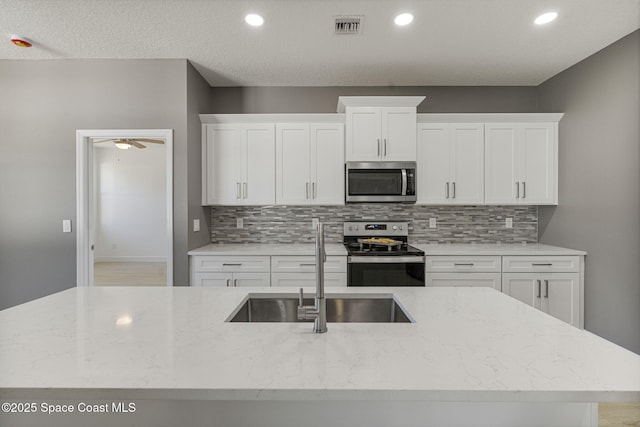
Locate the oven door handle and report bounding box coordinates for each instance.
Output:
[401,169,408,196]
[348,256,425,264]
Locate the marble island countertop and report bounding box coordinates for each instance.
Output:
[1,286,637,402]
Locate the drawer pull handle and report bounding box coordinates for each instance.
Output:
[544,280,549,298]
[300,263,316,267]
[223,263,242,266]
[454,263,474,266]
[532,263,553,266]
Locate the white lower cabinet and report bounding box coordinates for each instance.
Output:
[427,273,501,290]
[502,273,579,327]
[425,256,502,290]
[190,255,271,287]
[194,272,271,287]
[270,255,347,287]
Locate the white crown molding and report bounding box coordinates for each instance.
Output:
[200,114,345,124]
[337,96,426,113]
[417,113,564,123]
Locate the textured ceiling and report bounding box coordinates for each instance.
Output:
[1,0,638,86]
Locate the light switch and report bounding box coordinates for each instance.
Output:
[193,219,200,232]
[62,219,72,233]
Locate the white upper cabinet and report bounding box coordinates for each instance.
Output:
[339,96,425,162]
[417,123,484,205]
[275,123,344,205]
[485,122,557,205]
[203,123,275,205]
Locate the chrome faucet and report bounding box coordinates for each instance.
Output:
[297,222,328,333]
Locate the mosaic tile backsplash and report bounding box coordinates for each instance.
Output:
[209,205,537,244]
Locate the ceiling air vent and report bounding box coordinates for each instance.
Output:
[334,16,362,35]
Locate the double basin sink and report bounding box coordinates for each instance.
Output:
[227,293,413,323]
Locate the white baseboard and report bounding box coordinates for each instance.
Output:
[94,256,167,263]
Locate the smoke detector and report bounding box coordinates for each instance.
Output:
[334,16,362,35]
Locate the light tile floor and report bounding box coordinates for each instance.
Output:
[94,262,167,286]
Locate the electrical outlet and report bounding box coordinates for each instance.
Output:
[505,218,513,228]
[312,218,319,229]
[193,219,200,232]
[236,217,243,229]
[429,218,437,229]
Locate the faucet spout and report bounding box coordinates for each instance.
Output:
[297,222,328,333]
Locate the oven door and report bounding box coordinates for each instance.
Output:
[347,256,425,287]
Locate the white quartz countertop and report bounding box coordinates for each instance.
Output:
[188,243,348,256]
[413,243,587,256]
[1,286,637,402]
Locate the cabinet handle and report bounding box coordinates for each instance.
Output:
[544,280,549,298]
[233,279,238,287]
[236,182,241,199]
[452,182,456,199]
[300,263,316,267]
[383,138,387,156]
[536,280,541,298]
[312,182,316,198]
[522,182,526,199]
[377,139,381,156]
[454,263,474,266]
[446,182,450,198]
[516,182,520,198]
[223,263,242,266]
[226,279,230,287]
[532,263,553,266]
[243,182,247,199]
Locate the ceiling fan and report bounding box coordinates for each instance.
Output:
[94,138,164,150]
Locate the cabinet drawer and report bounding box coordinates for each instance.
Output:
[192,272,271,287]
[271,256,347,273]
[426,273,501,290]
[191,256,271,273]
[502,256,580,273]
[425,256,501,273]
[271,272,347,287]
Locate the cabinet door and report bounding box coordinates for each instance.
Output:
[232,273,271,287]
[485,124,518,204]
[243,124,276,205]
[275,124,311,205]
[381,107,417,161]
[193,272,233,287]
[346,107,381,161]
[205,125,243,205]
[450,124,484,204]
[540,273,579,326]
[521,123,556,205]
[417,124,451,204]
[502,274,541,309]
[426,273,501,290]
[311,124,345,205]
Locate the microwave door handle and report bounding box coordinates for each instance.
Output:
[401,169,408,196]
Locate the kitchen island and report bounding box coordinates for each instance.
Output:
[1,286,638,427]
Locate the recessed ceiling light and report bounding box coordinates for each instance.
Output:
[245,13,264,27]
[394,13,414,26]
[534,12,558,25]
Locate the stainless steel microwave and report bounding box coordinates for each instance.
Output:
[345,162,417,203]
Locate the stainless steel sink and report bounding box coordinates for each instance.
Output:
[226,293,413,323]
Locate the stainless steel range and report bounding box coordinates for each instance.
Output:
[343,221,425,287]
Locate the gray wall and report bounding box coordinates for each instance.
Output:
[187,62,214,251]
[538,30,640,353]
[0,59,192,309]
[210,86,538,113]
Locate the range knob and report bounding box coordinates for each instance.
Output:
[392,226,398,230]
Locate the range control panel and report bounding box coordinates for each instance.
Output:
[343,222,408,237]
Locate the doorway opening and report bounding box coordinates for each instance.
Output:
[76,129,173,287]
